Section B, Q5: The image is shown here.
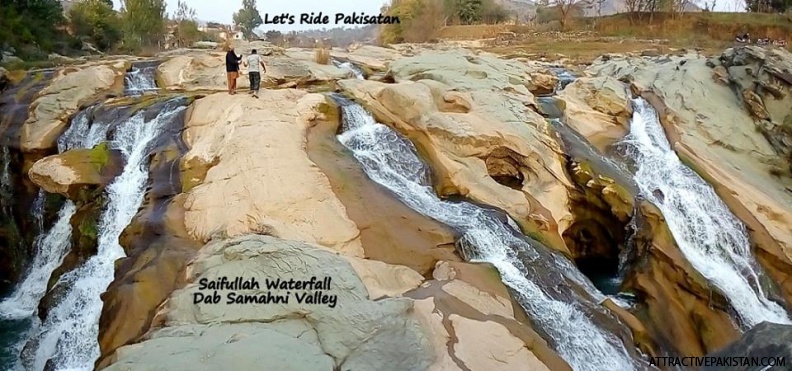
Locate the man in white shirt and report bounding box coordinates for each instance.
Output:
[243,49,266,98]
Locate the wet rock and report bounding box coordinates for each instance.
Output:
[96,98,199,365]
[339,50,574,254]
[624,201,740,357]
[588,49,792,307]
[28,143,122,200]
[306,102,459,276]
[0,67,8,91]
[702,322,792,371]
[21,63,127,152]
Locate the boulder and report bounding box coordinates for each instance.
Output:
[180,91,364,256]
[22,63,127,152]
[528,71,559,96]
[27,143,121,200]
[557,76,632,152]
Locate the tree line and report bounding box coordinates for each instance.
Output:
[0,0,210,61]
[379,0,510,44]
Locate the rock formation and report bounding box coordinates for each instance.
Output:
[340,50,575,255]
[21,61,128,152]
[5,40,792,371]
[587,47,792,305]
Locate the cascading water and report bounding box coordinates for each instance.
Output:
[124,62,159,95]
[25,100,186,371]
[621,98,791,328]
[0,105,118,370]
[336,99,641,371]
[332,59,365,80]
[0,202,76,320]
[550,67,576,92]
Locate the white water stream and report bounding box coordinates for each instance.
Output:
[124,64,158,95]
[25,102,185,371]
[622,98,791,328]
[332,59,365,80]
[337,101,638,371]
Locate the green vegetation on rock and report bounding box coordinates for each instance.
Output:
[87,142,111,172]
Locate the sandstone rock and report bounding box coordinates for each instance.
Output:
[158,53,245,90]
[306,107,459,276]
[589,51,792,306]
[340,51,575,254]
[22,63,126,151]
[557,76,632,152]
[343,256,424,299]
[157,51,348,91]
[451,314,551,371]
[180,91,363,256]
[407,261,571,371]
[331,45,403,71]
[103,235,434,371]
[28,143,120,200]
[527,71,558,96]
[741,89,770,120]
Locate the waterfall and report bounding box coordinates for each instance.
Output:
[550,67,576,92]
[0,202,76,320]
[0,106,110,323]
[337,100,639,371]
[26,100,186,371]
[332,59,365,80]
[622,98,791,328]
[124,63,158,95]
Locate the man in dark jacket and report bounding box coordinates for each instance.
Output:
[225,45,242,94]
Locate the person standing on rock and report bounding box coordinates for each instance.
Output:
[243,49,266,98]
[225,45,242,95]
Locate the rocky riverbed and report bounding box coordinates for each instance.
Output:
[0,41,791,371]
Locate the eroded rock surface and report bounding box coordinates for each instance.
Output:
[180,91,363,255]
[22,62,127,152]
[340,50,575,254]
[102,235,562,371]
[587,48,792,304]
[28,143,120,200]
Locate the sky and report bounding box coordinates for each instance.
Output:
[112,0,388,32]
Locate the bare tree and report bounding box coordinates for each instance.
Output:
[553,0,582,30]
[625,0,648,23]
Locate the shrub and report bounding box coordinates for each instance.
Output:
[314,47,330,64]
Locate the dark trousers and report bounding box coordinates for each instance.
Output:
[249,72,261,92]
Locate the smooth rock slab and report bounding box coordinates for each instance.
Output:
[106,235,433,370]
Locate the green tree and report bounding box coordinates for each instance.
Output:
[121,0,167,50]
[233,0,263,40]
[0,0,65,57]
[69,0,123,51]
[456,0,483,24]
[173,0,202,47]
